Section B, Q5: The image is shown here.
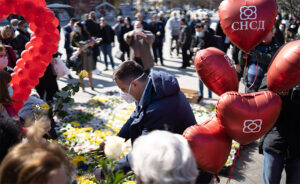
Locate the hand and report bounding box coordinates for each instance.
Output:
[157,31,161,36]
[137,32,147,38]
[193,48,198,53]
[130,31,136,37]
[235,64,242,73]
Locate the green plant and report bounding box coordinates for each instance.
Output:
[98,156,135,184]
[52,70,87,118]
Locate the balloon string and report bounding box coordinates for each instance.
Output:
[211,174,220,184]
[226,145,242,184]
[244,54,248,93]
[243,53,259,93]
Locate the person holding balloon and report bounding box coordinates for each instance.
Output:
[260,86,300,184]
[238,29,281,92]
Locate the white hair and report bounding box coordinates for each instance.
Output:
[171,11,177,17]
[131,130,198,184]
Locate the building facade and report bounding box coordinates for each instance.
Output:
[46,0,117,15]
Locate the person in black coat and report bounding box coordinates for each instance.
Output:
[119,17,133,61]
[260,86,300,184]
[85,11,101,69]
[95,61,213,184]
[179,18,193,68]
[63,18,77,78]
[99,17,115,70]
[190,23,214,99]
[216,21,231,53]
[12,20,30,58]
[35,54,59,102]
[149,14,165,66]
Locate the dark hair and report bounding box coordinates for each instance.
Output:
[0,71,14,104]
[0,117,20,163]
[70,18,78,24]
[113,61,146,84]
[195,23,204,29]
[181,18,186,24]
[125,17,131,25]
[17,20,27,27]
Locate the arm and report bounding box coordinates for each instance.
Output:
[124,31,133,45]
[143,31,155,45]
[117,117,133,140]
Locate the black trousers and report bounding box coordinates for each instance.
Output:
[152,44,163,65]
[181,46,191,68]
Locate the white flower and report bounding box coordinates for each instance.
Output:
[104,136,125,160]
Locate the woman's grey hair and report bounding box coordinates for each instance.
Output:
[131,130,198,184]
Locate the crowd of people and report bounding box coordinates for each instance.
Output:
[0,8,299,184]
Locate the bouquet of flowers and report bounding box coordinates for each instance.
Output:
[70,37,102,61]
[33,104,50,120]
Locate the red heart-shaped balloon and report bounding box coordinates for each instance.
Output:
[183,117,232,174]
[267,40,300,92]
[219,0,277,52]
[216,91,282,145]
[1,0,60,111]
[194,47,239,96]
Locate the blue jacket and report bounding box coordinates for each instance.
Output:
[117,70,196,143]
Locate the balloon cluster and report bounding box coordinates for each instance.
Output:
[184,0,300,175]
[0,0,60,111]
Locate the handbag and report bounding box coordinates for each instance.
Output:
[52,57,70,79]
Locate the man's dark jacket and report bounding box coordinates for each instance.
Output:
[262,90,300,158]
[117,70,196,143]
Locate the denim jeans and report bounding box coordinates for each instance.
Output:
[199,79,212,98]
[263,150,300,184]
[100,44,115,69]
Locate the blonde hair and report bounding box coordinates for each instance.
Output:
[1,25,14,39]
[0,118,73,184]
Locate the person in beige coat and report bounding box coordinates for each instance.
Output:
[124,21,155,74]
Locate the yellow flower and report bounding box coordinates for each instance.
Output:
[71,121,80,127]
[79,70,88,79]
[72,156,87,165]
[40,104,50,110]
[80,180,96,184]
[122,181,136,184]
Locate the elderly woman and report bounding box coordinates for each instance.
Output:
[131,130,199,184]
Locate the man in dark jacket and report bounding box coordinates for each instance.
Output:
[95,61,212,183]
[239,30,281,92]
[149,14,165,66]
[12,20,30,58]
[261,86,300,184]
[99,17,115,70]
[114,61,196,142]
[179,18,193,68]
[63,18,77,79]
[190,23,213,100]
